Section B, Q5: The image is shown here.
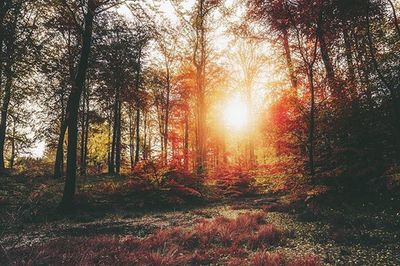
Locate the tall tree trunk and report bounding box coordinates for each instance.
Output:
[60,7,94,210]
[0,2,18,171]
[83,87,89,175]
[54,121,67,178]
[134,46,142,165]
[308,67,316,178]
[0,66,13,170]
[194,0,207,174]
[342,26,356,86]
[115,100,121,174]
[183,110,189,172]
[164,67,171,166]
[135,107,140,164]
[387,0,400,37]
[142,112,147,160]
[317,23,337,96]
[9,118,15,169]
[79,85,86,176]
[128,106,135,171]
[282,28,298,91]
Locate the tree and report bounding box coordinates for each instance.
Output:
[59,0,123,210]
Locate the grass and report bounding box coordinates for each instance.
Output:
[5,212,321,265]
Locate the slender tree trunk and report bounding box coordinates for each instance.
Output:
[109,87,119,174]
[54,121,67,178]
[193,0,207,174]
[9,118,15,169]
[79,85,86,176]
[317,24,337,96]
[142,112,147,160]
[387,0,400,37]
[107,110,112,172]
[0,56,14,171]
[83,87,89,175]
[134,46,142,165]
[115,100,121,174]
[308,67,316,178]
[128,106,135,171]
[342,26,356,86]
[0,2,18,171]
[282,28,298,91]
[60,7,94,210]
[135,107,140,164]
[164,68,171,165]
[183,111,189,172]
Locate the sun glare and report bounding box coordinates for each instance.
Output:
[222,96,249,131]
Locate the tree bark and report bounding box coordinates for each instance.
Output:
[83,87,89,175]
[128,106,135,171]
[183,110,189,172]
[387,0,400,37]
[134,46,142,165]
[54,120,67,178]
[342,26,356,86]
[317,22,337,96]
[0,2,18,171]
[163,66,171,165]
[282,29,298,91]
[9,118,15,169]
[79,85,86,176]
[60,6,94,210]
[308,67,316,178]
[115,99,121,174]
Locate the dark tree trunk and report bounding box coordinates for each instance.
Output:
[115,100,121,174]
[109,89,118,174]
[60,7,94,210]
[9,119,15,169]
[135,107,140,164]
[79,86,86,176]
[128,106,135,171]
[342,26,356,89]
[54,121,67,178]
[0,66,12,170]
[183,110,189,172]
[0,2,18,171]
[387,0,400,37]
[317,23,337,96]
[308,67,316,178]
[83,87,89,175]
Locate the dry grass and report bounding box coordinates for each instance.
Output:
[6,212,322,265]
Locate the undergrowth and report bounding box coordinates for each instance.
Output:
[6,212,321,265]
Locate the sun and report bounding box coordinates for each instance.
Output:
[222,95,249,131]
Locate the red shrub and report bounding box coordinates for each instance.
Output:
[248,224,285,249]
[251,251,287,266]
[208,166,256,198]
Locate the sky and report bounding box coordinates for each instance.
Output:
[27,0,282,158]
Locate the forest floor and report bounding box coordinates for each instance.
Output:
[1,174,400,265]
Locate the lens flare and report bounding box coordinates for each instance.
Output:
[222,96,249,131]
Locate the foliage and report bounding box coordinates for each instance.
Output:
[208,166,257,198]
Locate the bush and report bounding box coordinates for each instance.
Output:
[209,166,257,198]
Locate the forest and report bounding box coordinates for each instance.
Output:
[0,0,400,265]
